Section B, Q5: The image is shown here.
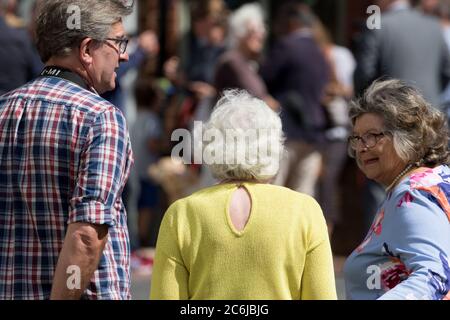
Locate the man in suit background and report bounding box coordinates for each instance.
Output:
[260,2,330,198]
[355,0,450,107]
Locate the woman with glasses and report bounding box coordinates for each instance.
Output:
[343,79,450,300]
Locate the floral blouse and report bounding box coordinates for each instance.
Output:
[344,165,450,300]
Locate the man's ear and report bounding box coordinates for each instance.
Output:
[79,38,94,65]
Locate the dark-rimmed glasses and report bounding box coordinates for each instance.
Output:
[104,37,129,55]
[348,132,387,150]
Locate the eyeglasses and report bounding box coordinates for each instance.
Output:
[104,37,129,54]
[348,132,387,150]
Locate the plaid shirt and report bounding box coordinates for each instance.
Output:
[0,75,133,299]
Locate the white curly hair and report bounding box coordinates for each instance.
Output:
[200,89,284,181]
[227,2,266,48]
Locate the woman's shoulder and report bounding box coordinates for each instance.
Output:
[407,165,450,191]
[252,183,301,195]
[183,182,319,205]
[392,165,450,194]
[172,184,228,204]
[254,184,322,211]
[162,184,229,222]
[389,165,450,221]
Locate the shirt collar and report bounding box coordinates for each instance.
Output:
[41,66,97,94]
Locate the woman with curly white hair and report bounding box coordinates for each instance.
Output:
[150,89,337,300]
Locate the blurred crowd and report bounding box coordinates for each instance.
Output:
[2,0,450,276]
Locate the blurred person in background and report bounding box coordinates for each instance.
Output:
[127,79,165,275]
[0,0,41,95]
[163,1,228,129]
[355,0,450,107]
[150,89,336,300]
[214,2,279,110]
[1,0,23,28]
[161,1,229,195]
[314,20,356,237]
[436,0,450,120]
[261,1,330,198]
[131,80,164,247]
[344,80,450,300]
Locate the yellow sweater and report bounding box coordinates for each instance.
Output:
[150,182,337,300]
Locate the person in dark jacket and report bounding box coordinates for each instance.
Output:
[0,5,42,95]
[260,2,329,198]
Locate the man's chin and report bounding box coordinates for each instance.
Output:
[97,83,116,95]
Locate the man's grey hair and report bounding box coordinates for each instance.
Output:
[227,3,265,48]
[36,0,133,62]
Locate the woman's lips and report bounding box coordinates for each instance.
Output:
[363,158,379,166]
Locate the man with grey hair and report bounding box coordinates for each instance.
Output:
[0,0,134,299]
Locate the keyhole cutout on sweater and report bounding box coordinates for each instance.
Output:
[229,186,252,232]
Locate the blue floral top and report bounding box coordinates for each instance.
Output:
[344,165,450,300]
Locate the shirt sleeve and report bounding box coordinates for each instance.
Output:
[378,189,450,300]
[150,202,189,300]
[300,199,338,300]
[68,108,133,227]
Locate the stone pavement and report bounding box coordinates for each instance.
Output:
[131,255,347,300]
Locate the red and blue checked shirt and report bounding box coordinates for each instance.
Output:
[0,75,133,299]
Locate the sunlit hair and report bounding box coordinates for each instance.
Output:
[349,79,450,167]
[201,89,284,181]
[36,0,133,62]
[227,3,266,48]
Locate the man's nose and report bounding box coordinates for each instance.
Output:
[120,51,129,63]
